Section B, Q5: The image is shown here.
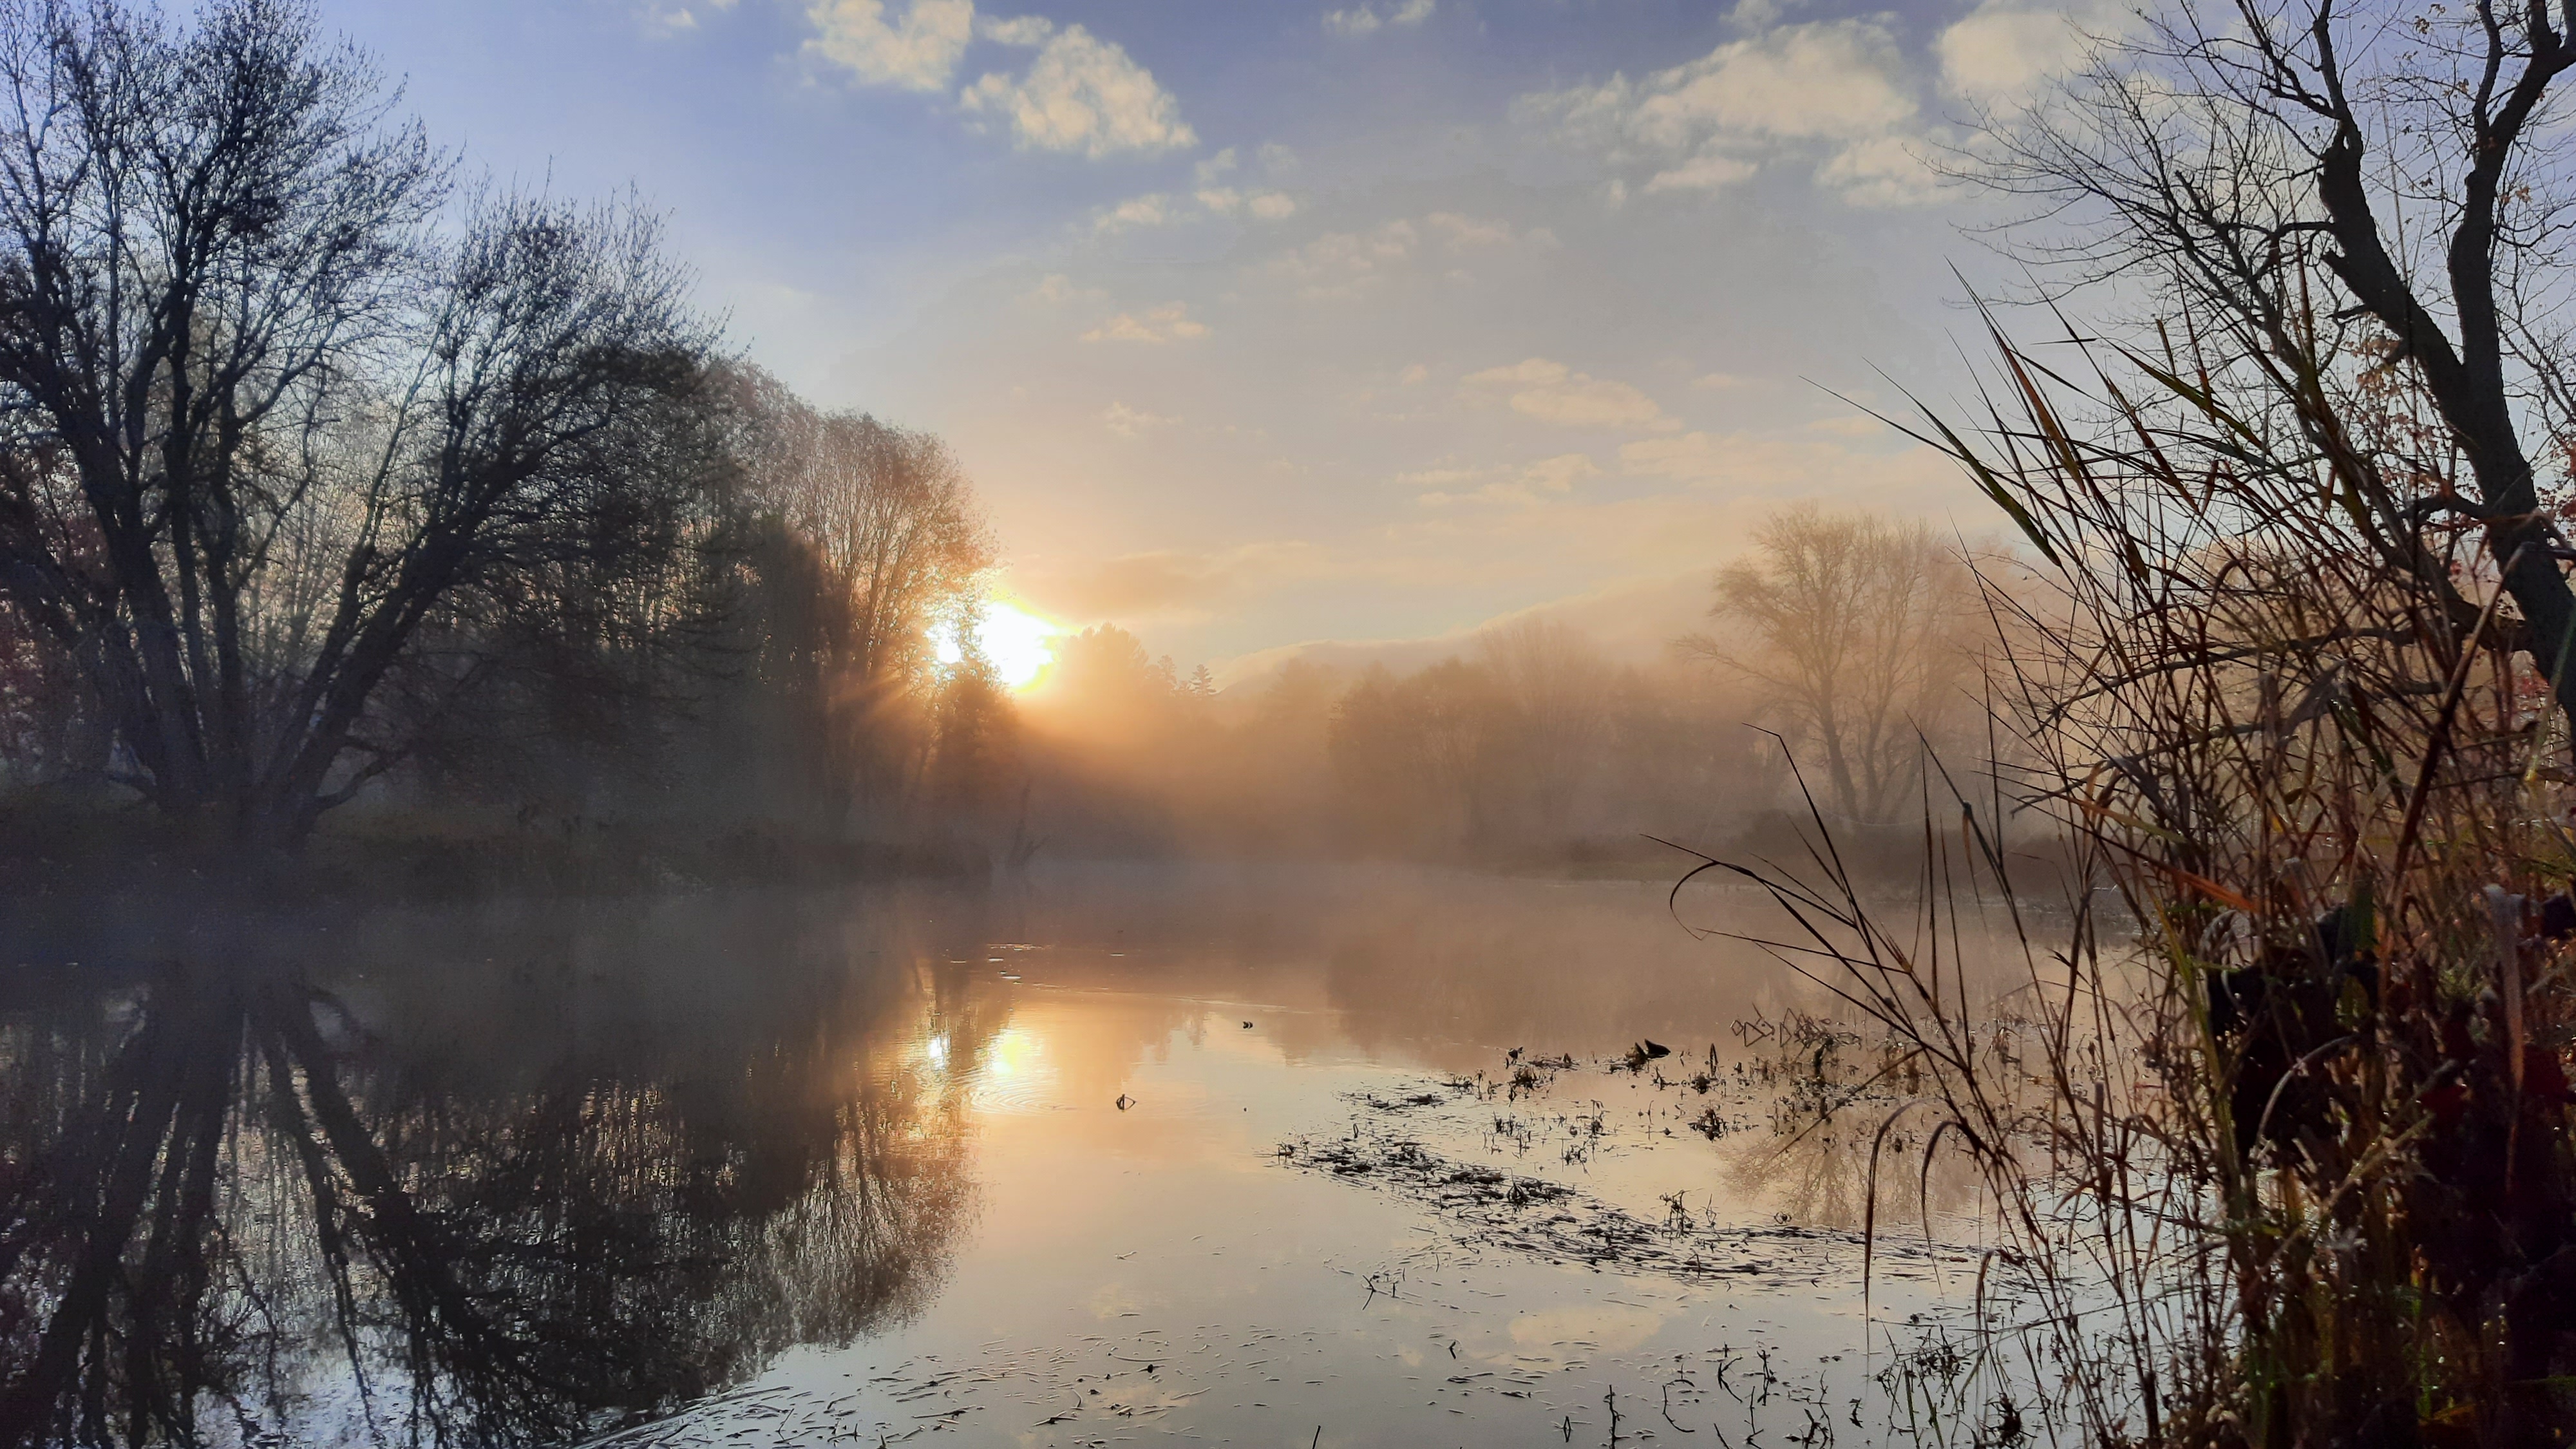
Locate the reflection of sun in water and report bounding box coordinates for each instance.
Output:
[984,1027,1036,1079]
[968,1027,1057,1114]
[931,600,1063,690]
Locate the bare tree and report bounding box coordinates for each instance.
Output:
[1689,506,1979,823]
[1477,617,1609,837]
[1327,659,1505,853]
[726,366,992,824]
[1972,0,2576,727]
[0,0,712,848]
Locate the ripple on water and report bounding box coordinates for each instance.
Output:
[960,1025,1066,1115]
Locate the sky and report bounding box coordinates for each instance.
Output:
[312,0,2116,677]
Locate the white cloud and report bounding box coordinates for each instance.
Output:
[1936,0,2127,104]
[1642,153,1757,194]
[1264,213,1517,299]
[1269,222,1426,298]
[1025,272,1106,305]
[1522,453,1602,493]
[976,12,1052,45]
[1081,301,1209,343]
[1614,429,1947,499]
[1425,212,1511,248]
[638,0,730,36]
[1414,453,1604,509]
[1030,541,1334,623]
[1324,0,1434,39]
[1520,19,1941,207]
[1094,194,1179,232]
[1633,23,1915,148]
[1618,431,1732,483]
[1100,186,1297,232]
[1463,358,1679,433]
[1101,401,1179,437]
[1816,133,1940,207]
[960,23,1195,158]
[1199,187,1297,219]
[805,0,975,91]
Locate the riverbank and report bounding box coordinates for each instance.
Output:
[0,795,1004,910]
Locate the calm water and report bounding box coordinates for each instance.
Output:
[0,863,2021,1448]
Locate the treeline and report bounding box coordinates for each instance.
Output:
[0,0,1008,871]
[1002,621,1745,864]
[389,364,1007,838]
[0,0,1993,882]
[1004,506,1995,869]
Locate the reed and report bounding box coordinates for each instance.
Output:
[1708,312,2576,1446]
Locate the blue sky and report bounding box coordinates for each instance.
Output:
[313,0,2116,672]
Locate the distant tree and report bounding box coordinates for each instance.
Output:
[1046,625,1179,722]
[0,588,97,784]
[1688,506,1979,824]
[1477,618,1609,837]
[724,366,992,822]
[1327,659,1506,853]
[0,0,713,848]
[924,654,1020,822]
[1253,659,1338,729]
[1596,661,1757,843]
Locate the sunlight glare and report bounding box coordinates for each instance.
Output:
[980,601,1061,688]
[931,599,1062,690]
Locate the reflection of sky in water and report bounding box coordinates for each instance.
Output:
[593,866,2023,1447]
[0,864,2034,1448]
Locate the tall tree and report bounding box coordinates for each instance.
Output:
[1477,618,1609,838]
[0,0,711,848]
[1690,506,1978,824]
[1976,0,2576,728]
[726,366,992,824]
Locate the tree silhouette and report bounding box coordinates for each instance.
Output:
[0,932,976,1447]
[0,0,713,848]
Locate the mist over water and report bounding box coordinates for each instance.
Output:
[6,0,2571,1432]
[0,867,2023,1446]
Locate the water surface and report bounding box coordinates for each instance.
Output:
[0,863,2012,1447]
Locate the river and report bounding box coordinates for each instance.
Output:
[0,862,2028,1447]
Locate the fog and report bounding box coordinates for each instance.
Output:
[0,14,2029,1429]
[0,374,1990,882]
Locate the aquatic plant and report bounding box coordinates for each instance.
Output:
[1700,296,2576,1444]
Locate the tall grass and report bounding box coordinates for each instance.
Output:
[1713,314,2576,1446]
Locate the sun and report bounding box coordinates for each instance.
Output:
[932,598,1063,690]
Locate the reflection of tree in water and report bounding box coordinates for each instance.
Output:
[0,943,983,1447]
[1723,1116,1983,1233]
[1717,1040,1994,1235]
